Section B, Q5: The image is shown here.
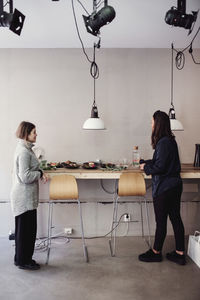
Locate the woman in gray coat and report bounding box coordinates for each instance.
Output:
[11,121,48,270]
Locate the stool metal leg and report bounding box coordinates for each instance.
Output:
[109,193,119,257]
[46,201,53,265]
[140,198,144,238]
[144,197,151,248]
[78,199,89,263]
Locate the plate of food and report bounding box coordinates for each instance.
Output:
[63,161,80,169]
[82,162,98,169]
[100,163,116,169]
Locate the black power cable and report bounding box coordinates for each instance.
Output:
[173,25,200,69]
[71,0,100,81]
[71,0,92,63]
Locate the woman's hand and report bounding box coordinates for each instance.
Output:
[140,163,145,170]
[41,173,49,184]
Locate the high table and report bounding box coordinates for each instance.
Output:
[44,163,200,203]
[44,164,200,251]
[45,164,200,180]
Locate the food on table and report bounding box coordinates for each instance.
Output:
[63,161,79,169]
[82,162,98,169]
[101,163,116,169]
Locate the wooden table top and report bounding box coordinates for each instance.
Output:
[44,164,200,179]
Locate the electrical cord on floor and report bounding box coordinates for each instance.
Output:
[35,232,70,252]
[121,222,130,237]
[35,212,129,251]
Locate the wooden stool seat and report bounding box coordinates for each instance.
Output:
[109,173,151,256]
[46,175,88,264]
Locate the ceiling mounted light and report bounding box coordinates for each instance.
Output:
[83,0,116,36]
[83,43,105,130]
[0,0,25,36]
[168,43,184,131]
[165,0,198,35]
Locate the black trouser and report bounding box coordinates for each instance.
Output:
[153,183,185,252]
[15,209,37,265]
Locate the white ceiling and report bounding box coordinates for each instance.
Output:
[0,0,200,48]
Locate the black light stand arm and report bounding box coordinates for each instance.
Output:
[9,0,13,14]
[0,0,3,14]
[0,0,13,13]
[93,0,97,12]
[177,0,186,13]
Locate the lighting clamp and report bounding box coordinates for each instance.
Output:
[0,0,25,35]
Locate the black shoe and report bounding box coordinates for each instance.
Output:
[166,251,186,265]
[15,259,39,267]
[18,260,40,270]
[138,249,163,262]
[30,259,39,266]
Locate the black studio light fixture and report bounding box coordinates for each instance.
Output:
[0,0,25,35]
[83,0,116,36]
[165,0,198,35]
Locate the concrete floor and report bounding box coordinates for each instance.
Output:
[0,236,200,300]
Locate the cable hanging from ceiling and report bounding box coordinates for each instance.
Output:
[173,25,200,70]
[71,0,102,80]
[71,0,116,130]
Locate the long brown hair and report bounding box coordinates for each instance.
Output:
[16,121,35,140]
[151,110,174,149]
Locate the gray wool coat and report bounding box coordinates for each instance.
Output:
[10,139,42,217]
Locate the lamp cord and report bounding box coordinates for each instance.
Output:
[71,0,100,107]
[171,43,174,108]
[71,0,92,64]
[76,0,90,15]
[90,44,100,106]
[173,25,200,69]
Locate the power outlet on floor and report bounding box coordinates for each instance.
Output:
[64,228,73,235]
[124,214,131,222]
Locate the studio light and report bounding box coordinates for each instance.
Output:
[83,0,116,36]
[0,0,25,35]
[168,43,184,131]
[165,0,198,35]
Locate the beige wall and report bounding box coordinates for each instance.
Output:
[0,49,200,237]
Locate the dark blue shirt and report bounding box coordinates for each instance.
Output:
[144,136,182,198]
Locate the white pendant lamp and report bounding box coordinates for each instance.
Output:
[83,104,105,130]
[168,43,184,131]
[83,43,105,130]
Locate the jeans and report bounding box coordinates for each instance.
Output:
[153,183,185,252]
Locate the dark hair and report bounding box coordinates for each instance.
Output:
[16,121,35,140]
[151,110,174,149]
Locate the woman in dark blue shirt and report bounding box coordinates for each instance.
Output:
[139,110,185,265]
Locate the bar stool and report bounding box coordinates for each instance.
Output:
[46,174,89,264]
[109,173,151,256]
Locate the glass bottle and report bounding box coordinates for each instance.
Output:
[132,146,140,168]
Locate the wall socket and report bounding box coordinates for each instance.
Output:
[124,214,131,222]
[64,228,73,235]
